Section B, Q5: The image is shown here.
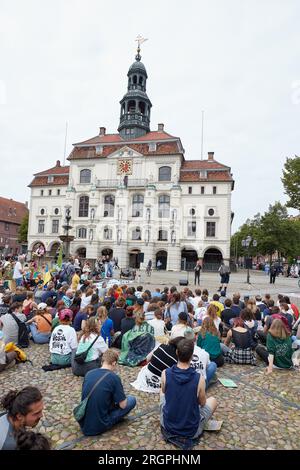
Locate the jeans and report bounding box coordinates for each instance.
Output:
[29,324,51,344]
[205,362,217,389]
[109,396,137,426]
[15,278,23,287]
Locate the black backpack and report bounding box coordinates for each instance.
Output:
[10,313,30,348]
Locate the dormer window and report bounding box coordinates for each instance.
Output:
[96,145,103,155]
[199,170,207,178]
[47,176,54,183]
[149,143,157,152]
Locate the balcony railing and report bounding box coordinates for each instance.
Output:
[96,179,148,189]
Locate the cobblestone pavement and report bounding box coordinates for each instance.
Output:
[1,343,299,450]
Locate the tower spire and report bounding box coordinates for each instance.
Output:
[135,35,148,61]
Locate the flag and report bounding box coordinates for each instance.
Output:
[57,245,63,269]
[43,270,51,286]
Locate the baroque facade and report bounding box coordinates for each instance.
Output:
[28,48,234,271]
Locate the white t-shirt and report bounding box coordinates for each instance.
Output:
[170,323,187,339]
[148,318,165,337]
[13,262,23,280]
[76,333,108,362]
[49,325,78,356]
[194,307,207,322]
[80,295,92,310]
[192,296,203,309]
[190,345,210,379]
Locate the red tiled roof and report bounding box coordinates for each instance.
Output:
[74,130,179,146]
[179,170,233,182]
[181,160,229,170]
[28,175,69,187]
[68,141,181,160]
[0,197,28,224]
[34,162,70,176]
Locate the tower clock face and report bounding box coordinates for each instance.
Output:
[117,159,133,175]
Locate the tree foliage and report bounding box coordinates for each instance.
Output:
[231,202,300,259]
[18,213,29,244]
[281,155,300,211]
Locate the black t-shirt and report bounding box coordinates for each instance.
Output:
[120,317,135,335]
[221,308,238,325]
[148,344,178,377]
[109,307,126,332]
[232,329,252,349]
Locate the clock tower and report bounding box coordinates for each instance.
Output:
[118,44,152,139]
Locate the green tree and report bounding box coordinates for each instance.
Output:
[281,155,300,211]
[18,213,29,244]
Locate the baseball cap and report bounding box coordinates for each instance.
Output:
[37,303,48,310]
[58,309,73,321]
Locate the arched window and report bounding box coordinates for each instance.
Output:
[103,195,115,217]
[132,194,144,217]
[80,169,91,184]
[139,76,143,85]
[138,101,145,114]
[159,166,171,181]
[132,227,141,240]
[104,227,113,240]
[133,75,137,84]
[78,196,89,217]
[158,195,170,218]
[77,228,87,239]
[128,100,136,113]
[158,230,168,241]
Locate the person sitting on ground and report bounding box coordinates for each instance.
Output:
[160,338,218,447]
[108,297,126,333]
[246,299,261,321]
[74,305,95,334]
[79,349,137,436]
[71,270,81,292]
[49,309,78,366]
[279,302,294,330]
[0,302,26,345]
[192,289,202,309]
[80,288,94,310]
[256,319,293,373]
[0,295,11,316]
[165,292,188,331]
[210,294,224,318]
[22,292,38,319]
[0,329,17,372]
[144,301,159,321]
[170,312,189,339]
[26,303,52,344]
[183,328,217,388]
[221,298,238,333]
[240,308,258,349]
[12,286,27,304]
[256,306,286,345]
[262,299,275,322]
[41,282,57,304]
[231,295,242,317]
[15,428,51,450]
[222,317,256,365]
[233,292,245,310]
[255,295,267,315]
[197,317,224,367]
[0,387,44,450]
[72,317,108,377]
[194,300,207,326]
[203,304,221,333]
[131,336,184,393]
[97,306,114,346]
[148,308,166,340]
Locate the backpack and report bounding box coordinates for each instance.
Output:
[10,313,30,348]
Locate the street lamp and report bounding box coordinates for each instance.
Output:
[241,236,257,284]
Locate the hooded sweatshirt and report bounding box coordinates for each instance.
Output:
[163,365,200,437]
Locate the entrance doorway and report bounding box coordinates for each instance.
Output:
[156,250,167,270]
[181,249,198,271]
[101,248,113,260]
[76,247,86,259]
[129,249,141,268]
[203,248,222,271]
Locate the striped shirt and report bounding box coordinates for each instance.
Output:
[148,344,177,377]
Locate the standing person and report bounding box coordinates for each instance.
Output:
[0,387,44,450]
[157,259,162,271]
[160,338,217,446]
[13,257,24,288]
[79,349,136,436]
[269,264,277,284]
[218,261,230,294]
[194,259,202,286]
[146,259,152,276]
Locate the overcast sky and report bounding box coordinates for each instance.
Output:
[1,0,299,232]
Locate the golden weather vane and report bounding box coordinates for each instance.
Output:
[135,35,148,59]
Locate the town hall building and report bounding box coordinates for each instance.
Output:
[28,46,234,271]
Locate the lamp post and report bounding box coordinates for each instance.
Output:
[241,236,257,284]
